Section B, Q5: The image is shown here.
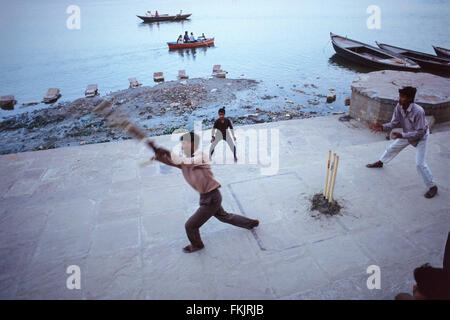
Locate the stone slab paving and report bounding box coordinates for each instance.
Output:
[0,115,449,299]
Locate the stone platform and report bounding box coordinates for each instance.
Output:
[0,116,449,299]
[350,71,450,123]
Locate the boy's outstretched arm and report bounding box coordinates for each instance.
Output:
[147,139,182,169]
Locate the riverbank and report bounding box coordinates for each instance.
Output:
[0,77,346,155]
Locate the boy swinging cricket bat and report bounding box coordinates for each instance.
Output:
[148,132,259,253]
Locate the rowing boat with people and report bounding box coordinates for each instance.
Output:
[167,38,215,50]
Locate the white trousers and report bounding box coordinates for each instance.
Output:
[380,132,435,189]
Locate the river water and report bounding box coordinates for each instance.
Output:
[1,0,449,117]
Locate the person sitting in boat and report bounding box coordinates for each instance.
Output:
[147,11,152,16]
[197,33,207,41]
[184,31,190,43]
[189,32,196,42]
[177,35,183,44]
[155,10,159,17]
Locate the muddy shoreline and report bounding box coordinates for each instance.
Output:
[0,77,347,155]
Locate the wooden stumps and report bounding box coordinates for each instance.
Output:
[85,84,98,98]
[128,77,142,88]
[0,95,17,110]
[43,88,61,104]
[323,150,340,203]
[153,72,164,82]
[323,150,331,197]
[178,70,189,80]
[329,155,339,203]
[212,65,227,78]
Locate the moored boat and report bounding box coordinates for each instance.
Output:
[137,13,191,22]
[433,46,450,59]
[167,38,215,50]
[330,33,420,71]
[377,42,450,75]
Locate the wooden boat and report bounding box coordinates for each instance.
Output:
[330,33,420,71]
[377,42,450,75]
[432,46,450,59]
[137,13,191,23]
[167,38,214,50]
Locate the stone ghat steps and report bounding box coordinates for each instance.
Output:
[1,115,449,299]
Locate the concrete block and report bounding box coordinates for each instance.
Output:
[128,77,142,88]
[85,84,98,98]
[43,88,61,104]
[153,72,164,82]
[0,95,16,110]
[177,70,188,79]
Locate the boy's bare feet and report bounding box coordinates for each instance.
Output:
[182,244,204,253]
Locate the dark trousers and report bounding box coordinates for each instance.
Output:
[185,188,256,248]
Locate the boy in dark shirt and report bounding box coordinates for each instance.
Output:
[210,107,237,163]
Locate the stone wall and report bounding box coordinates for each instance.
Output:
[350,89,450,123]
[350,71,450,124]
